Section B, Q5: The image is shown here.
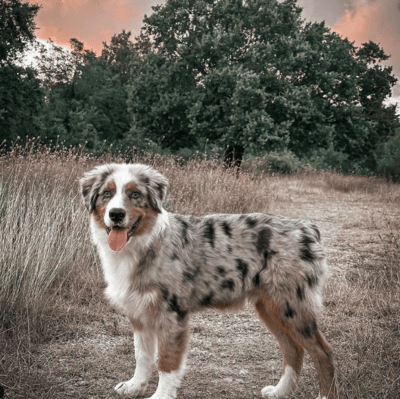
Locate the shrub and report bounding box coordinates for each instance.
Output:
[307,145,353,172]
[376,129,400,182]
[242,150,303,174]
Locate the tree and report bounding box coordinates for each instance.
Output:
[0,0,40,64]
[101,30,137,84]
[126,0,399,165]
[40,39,131,149]
[0,0,44,143]
[0,64,44,142]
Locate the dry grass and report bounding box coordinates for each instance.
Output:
[0,148,399,398]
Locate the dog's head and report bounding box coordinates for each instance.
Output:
[80,163,168,251]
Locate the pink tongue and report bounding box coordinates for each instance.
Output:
[108,228,128,251]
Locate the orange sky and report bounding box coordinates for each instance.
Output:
[35,0,160,53]
[331,0,400,99]
[34,0,400,101]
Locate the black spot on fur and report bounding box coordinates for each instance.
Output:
[183,264,200,282]
[221,279,235,291]
[180,219,190,246]
[161,287,169,301]
[300,232,316,262]
[256,227,272,254]
[137,248,157,271]
[168,294,187,321]
[297,284,305,301]
[306,273,318,288]
[246,216,258,227]
[236,259,248,284]
[227,245,232,254]
[262,251,272,270]
[171,252,179,261]
[284,302,296,319]
[140,175,150,184]
[222,221,232,238]
[253,273,260,287]
[217,266,226,276]
[204,220,215,247]
[200,293,214,307]
[299,318,318,338]
[156,183,164,200]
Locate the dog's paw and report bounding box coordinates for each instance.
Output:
[114,380,148,396]
[261,385,289,398]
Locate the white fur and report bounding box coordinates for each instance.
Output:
[147,360,187,399]
[115,330,157,396]
[261,366,298,398]
[91,208,169,316]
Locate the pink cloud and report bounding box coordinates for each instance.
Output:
[35,0,159,53]
[331,0,400,103]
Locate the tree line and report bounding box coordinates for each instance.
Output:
[1,0,399,174]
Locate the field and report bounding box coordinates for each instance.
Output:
[1,149,399,399]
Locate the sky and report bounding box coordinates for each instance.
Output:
[33,0,400,105]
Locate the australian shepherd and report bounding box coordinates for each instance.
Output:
[80,163,336,399]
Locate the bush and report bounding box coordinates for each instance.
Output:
[242,150,303,174]
[307,145,353,172]
[376,129,400,182]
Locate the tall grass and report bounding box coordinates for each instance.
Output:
[0,155,95,336]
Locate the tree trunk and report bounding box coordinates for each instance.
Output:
[223,145,245,170]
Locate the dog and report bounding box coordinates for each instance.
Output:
[80,163,336,399]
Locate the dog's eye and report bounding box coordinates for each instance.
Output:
[130,191,141,200]
[103,190,112,198]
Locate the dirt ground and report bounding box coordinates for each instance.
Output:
[2,175,399,399]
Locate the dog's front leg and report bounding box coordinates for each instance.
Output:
[147,317,190,399]
[115,328,157,396]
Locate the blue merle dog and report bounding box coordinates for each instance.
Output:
[80,163,337,399]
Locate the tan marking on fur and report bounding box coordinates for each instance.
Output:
[129,207,158,236]
[128,317,143,331]
[93,205,107,229]
[255,295,304,376]
[107,181,116,191]
[255,295,337,399]
[125,182,136,192]
[158,319,189,373]
[211,298,246,311]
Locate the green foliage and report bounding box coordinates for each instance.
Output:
[0,0,44,143]
[308,145,352,173]
[242,150,303,174]
[126,0,399,164]
[0,65,44,142]
[376,129,400,182]
[0,0,40,64]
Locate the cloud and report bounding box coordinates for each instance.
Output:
[35,0,161,53]
[331,0,400,105]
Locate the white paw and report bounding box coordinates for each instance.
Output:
[261,385,289,398]
[114,379,148,396]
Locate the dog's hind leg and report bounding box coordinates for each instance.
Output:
[255,295,304,398]
[293,322,337,399]
[115,326,157,396]
[147,317,190,399]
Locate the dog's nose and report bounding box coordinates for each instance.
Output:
[109,208,126,223]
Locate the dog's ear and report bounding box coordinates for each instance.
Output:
[80,165,113,213]
[145,170,169,213]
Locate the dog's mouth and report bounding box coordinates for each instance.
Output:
[106,217,141,251]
